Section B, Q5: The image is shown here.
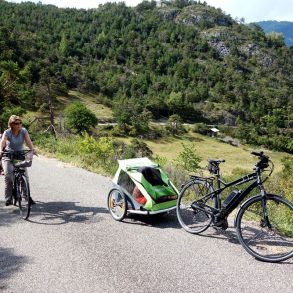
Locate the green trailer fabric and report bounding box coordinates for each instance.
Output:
[114,157,179,211]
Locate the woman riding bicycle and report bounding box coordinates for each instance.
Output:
[0,115,37,206]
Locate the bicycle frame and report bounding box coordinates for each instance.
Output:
[191,168,266,218]
[12,167,26,203]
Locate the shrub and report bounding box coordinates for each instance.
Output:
[193,123,210,135]
[64,102,98,133]
[165,114,185,136]
[0,106,26,130]
[175,143,201,173]
[129,139,153,157]
[153,155,168,167]
[163,162,189,189]
[113,97,152,136]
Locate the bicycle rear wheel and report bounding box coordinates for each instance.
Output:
[236,194,293,262]
[177,179,216,234]
[17,175,31,220]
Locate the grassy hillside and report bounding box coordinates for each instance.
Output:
[0,0,292,153]
[0,1,291,208]
[57,91,114,122]
[116,131,286,175]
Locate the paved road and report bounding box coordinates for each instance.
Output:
[0,156,292,293]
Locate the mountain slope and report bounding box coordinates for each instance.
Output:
[0,0,292,152]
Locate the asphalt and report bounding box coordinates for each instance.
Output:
[0,156,292,293]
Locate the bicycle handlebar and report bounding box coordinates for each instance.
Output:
[208,159,225,164]
[1,149,34,161]
[251,151,264,157]
[251,151,271,172]
[2,149,33,154]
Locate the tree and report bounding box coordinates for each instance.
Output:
[175,143,201,173]
[165,114,185,135]
[113,97,152,136]
[130,138,153,157]
[64,102,98,133]
[267,32,285,48]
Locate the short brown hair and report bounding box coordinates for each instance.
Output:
[8,115,22,128]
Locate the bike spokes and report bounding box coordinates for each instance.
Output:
[18,178,31,220]
[177,180,216,234]
[237,196,293,262]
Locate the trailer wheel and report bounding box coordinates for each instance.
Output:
[107,188,127,221]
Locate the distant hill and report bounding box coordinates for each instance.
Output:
[257,21,293,46]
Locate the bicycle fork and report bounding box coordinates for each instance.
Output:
[259,185,272,229]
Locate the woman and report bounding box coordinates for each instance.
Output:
[0,115,37,206]
[0,132,3,175]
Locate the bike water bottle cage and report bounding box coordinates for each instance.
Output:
[208,159,225,174]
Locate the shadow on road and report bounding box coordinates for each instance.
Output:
[28,201,108,225]
[199,227,240,244]
[0,202,21,227]
[122,211,182,229]
[0,247,28,291]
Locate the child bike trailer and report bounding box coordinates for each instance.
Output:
[107,157,179,221]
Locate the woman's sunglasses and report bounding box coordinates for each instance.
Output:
[12,122,22,125]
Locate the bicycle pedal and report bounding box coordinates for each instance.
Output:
[212,217,228,230]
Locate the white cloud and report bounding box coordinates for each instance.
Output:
[8,0,293,22]
[205,0,293,22]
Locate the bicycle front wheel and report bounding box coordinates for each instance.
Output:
[17,175,31,220]
[177,179,216,234]
[236,195,293,262]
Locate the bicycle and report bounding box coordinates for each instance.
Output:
[2,150,34,220]
[176,151,293,262]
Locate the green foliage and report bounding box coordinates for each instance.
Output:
[129,138,153,157]
[0,1,292,152]
[153,154,168,167]
[165,114,185,135]
[33,133,156,175]
[163,162,189,189]
[64,102,98,133]
[266,32,285,48]
[175,143,201,173]
[193,123,210,135]
[265,157,293,235]
[281,156,293,178]
[258,21,293,46]
[0,106,26,131]
[113,97,152,136]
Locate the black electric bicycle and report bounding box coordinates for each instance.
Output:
[176,152,293,262]
[2,150,33,220]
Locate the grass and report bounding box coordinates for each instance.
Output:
[23,89,288,177]
[57,90,113,122]
[117,131,287,175]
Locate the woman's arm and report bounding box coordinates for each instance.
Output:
[24,132,37,155]
[0,134,7,154]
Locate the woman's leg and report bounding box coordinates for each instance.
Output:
[2,158,14,202]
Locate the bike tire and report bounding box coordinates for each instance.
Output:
[17,175,31,220]
[177,179,216,234]
[236,194,293,262]
[107,188,127,221]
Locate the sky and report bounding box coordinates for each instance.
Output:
[7,0,293,23]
